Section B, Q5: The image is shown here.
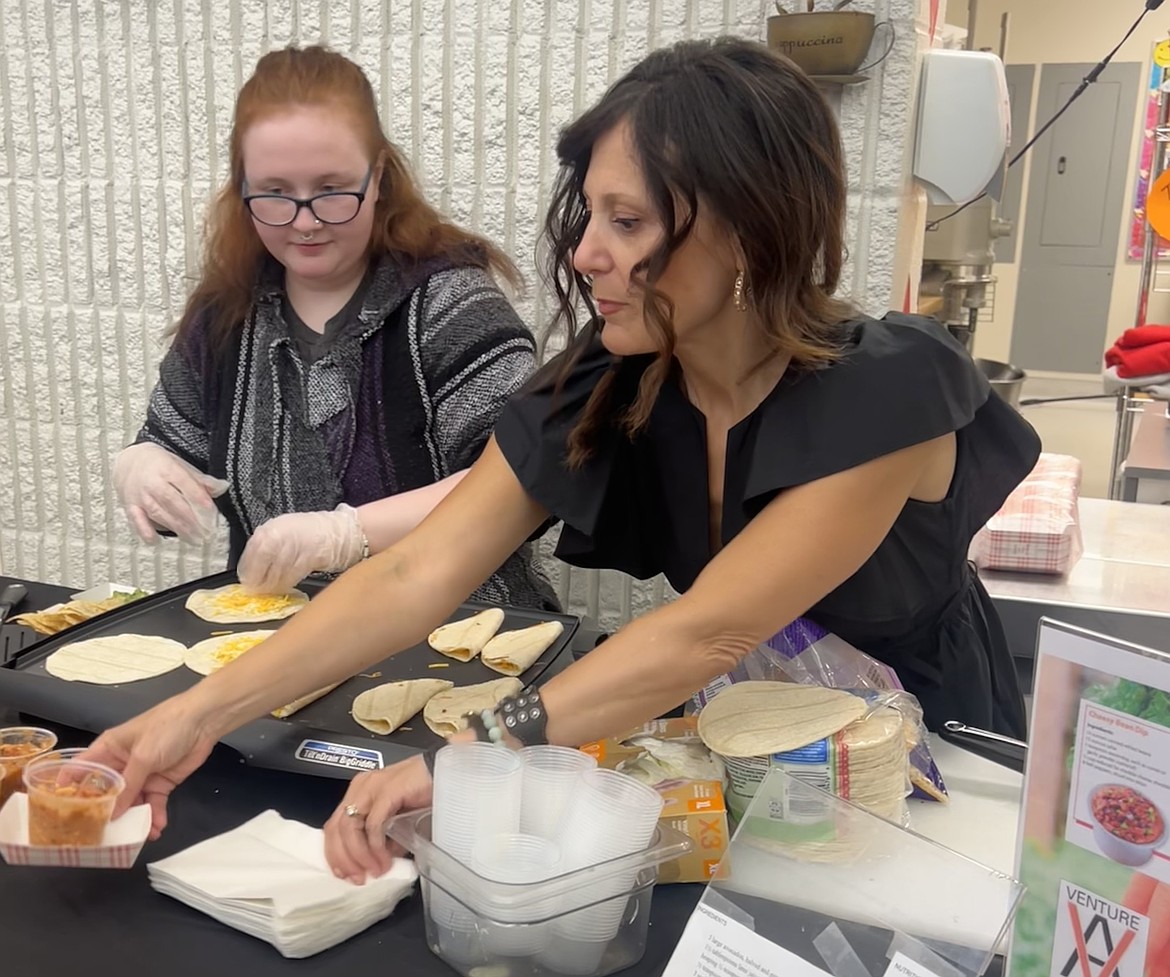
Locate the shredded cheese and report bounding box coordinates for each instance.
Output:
[428,663,450,669]
[213,589,296,614]
[210,634,269,666]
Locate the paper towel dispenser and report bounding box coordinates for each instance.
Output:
[913,50,1010,206]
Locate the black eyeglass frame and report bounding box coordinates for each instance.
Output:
[241,167,374,227]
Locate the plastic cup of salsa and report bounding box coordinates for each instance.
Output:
[23,759,124,847]
[0,727,58,809]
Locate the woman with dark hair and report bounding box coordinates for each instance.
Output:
[111,44,555,608]
[88,36,1040,883]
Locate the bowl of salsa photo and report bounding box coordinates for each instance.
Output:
[1089,783,1167,866]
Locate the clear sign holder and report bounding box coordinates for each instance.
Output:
[664,767,1026,977]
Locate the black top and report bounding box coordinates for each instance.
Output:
[495,313,1043,736]
[282,265,376,365]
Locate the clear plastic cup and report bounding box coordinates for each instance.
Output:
[35,747,90,764]
[428,885,482,965]
[0,727,58,809]
[551,769,664,946]
[23,759,124,847]
[432,744,522,860]
[538,931,614,975]
[555,769,664,868]
[469,832,562,956]
[519,745,596,840]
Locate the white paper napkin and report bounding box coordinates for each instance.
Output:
[147,810,417,958]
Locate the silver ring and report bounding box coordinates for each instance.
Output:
[344,803,364,819]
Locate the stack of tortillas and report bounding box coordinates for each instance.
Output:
[698,682,911,860]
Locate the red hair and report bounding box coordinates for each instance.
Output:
[177,45,518,344]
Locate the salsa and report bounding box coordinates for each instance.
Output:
[0,728,57,808]
[0,743,42,758]
[1091,785,1165,845]
[27,776,119,847]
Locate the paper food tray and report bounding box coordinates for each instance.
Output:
[0,792,152,868]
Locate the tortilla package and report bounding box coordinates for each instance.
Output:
[690,617,948,804]
[698,682,913,825]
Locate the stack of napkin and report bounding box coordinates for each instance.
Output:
[147,810,417,958]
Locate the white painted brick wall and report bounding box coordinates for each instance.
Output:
[1,0,936,631]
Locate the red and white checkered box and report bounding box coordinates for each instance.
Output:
[0,792,151,868]
[970,453,1084,575]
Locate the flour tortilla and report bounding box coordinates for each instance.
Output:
[423,677,523,737]
[44,634,186,685]
[184,630,276,676]
[272,683,343,719]
[185,584,308,624]
[428,608,506,662]
[352,679,454,736]
[481,620,564,677]
[697,682,868,758]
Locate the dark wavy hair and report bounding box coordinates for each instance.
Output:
[178,45,519,346]
[539,36,853,467]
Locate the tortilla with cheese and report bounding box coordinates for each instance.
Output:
[184,630,276,676]
[697,682,868,758]
[481,620,564,677]
[352,679,454,736]
[44,634,186,685]
[427,608,506,662]
[185,584,308,624]
[185,631,342,718]
[423,677,523,737]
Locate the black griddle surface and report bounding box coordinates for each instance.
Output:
[0,570,578,778]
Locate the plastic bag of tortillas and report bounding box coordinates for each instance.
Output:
[696,681,919,826]
[688,617,948,804]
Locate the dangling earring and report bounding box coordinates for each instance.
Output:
[733,271,748,312]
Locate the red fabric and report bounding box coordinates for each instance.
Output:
[1117,325,1170,347]
[1104,325,1170,378]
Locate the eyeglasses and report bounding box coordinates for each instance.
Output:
[242,167,373,227]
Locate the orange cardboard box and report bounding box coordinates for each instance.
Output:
[579,718,729,884]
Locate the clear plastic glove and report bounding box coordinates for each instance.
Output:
[237,504,366,595]
[113,442,229,546]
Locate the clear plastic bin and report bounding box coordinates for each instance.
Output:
[388,808,692,977]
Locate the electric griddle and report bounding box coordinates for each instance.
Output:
[0,570,579,779]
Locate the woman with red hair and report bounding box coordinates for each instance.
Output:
[111,45,554,609]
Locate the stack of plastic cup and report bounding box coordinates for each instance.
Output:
[468,832,562,956]
[518,745,597,840]
[430,744,524,963]
[540,769,665,975]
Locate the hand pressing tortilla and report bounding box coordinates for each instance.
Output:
[186,584,308,624]
[351,678,454,735]
[427,608,505,662]
[423,677,523,737]
[481,620,564,677]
